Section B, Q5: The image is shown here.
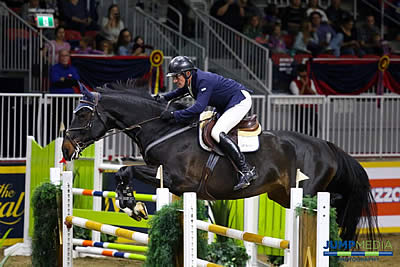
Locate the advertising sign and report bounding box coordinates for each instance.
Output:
[361,161,400,233]
[0,165,25,245]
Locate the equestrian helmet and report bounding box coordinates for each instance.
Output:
[166,56,196,77]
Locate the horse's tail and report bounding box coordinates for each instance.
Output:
[326,141,379,242]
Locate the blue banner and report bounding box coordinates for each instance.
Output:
[71,55,151,88]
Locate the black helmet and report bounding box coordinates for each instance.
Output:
[166,56,196,77]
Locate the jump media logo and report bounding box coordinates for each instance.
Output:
[323,240,394,261]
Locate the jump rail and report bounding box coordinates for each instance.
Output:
[73,238,148,252]
[72,188,158,202]
[66,215,149,244]
[184,189,330,267]
[75,246,147,261]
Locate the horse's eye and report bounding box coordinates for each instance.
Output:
[75,110,90,121]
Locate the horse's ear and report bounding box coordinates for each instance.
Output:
[78,81,94,100]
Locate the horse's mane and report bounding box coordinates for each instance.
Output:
[95,79,187,111]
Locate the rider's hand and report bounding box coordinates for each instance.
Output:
[154,94,167,104]
[160,111,175,121]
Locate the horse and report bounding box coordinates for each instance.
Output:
[62,81,379,242]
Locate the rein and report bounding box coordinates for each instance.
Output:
[66,92,200,160]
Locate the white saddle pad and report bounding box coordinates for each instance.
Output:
[198,111,261,153]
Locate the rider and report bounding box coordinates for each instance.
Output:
[155,56,257,191]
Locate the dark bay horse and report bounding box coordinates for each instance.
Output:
[62,82,378,242]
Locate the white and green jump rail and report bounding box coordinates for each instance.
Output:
[183,189,330,267]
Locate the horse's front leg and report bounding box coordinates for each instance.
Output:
[115,165,172,188]
[114,165,172,221]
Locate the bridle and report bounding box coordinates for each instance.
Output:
[65,92,191,160]
[65,92,161,160]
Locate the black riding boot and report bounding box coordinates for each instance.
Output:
[219,132,257,191]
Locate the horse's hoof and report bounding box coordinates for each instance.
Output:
[134,202,149,220]
[233,182,250,191]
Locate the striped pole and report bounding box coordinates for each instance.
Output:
[66,216,149,245]
[72,188,157,202]
[75,246,146,261]
[73,239,148,253]
[197,258,223,267]
[196,220,289,249]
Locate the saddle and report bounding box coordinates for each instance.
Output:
[199,111,261,155]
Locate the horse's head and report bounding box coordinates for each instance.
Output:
[62,82,111,160]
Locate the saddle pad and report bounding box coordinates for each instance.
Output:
[198,111,260,153]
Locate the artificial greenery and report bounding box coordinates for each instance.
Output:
[144,199,208,267]
[296,195,343,267]
[206,200,250,267]
[206,238,250,267]
[31,182,61,267]
[208,200,232,242]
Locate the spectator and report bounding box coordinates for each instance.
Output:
[99,4,124,44]
[21,0,42,26]
[132,36,154,56]
[47,26,71,64]
[44,16,60,40]
[61,0,97,34]
[358,14,381,54]
[210,0,247,32]
[306,0,328,22]
[254,26,269,46]
[326,0,350,30]
[50,49,80,93]
[310,11,336,54]
[243,15,263,39]
[98,40,114,55]
[74,36,102,54]
[330,17,361,57]
[281,0,306,34]
[116,28,133,55]
[268,23,287,54]
[293,21,319,55]
[263,4,280,28]
[289,64,318,137]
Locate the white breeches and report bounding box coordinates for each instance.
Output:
[211,90,252,143]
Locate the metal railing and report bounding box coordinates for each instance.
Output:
[0,93,266,160]
[130,7,207,70]
[356,0,400,38]
[0,2,55,92]
[191,8,271,94]
[267,95,400,157]
[2,93,399,160]
[0,93,42,159]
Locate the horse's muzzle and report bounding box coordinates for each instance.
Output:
[62,139,77,161]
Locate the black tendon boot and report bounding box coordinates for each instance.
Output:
[219,132,257,191]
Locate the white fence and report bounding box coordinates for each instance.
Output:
[0,93,266,161]
[267,95,400,157]
[1,93,399,160]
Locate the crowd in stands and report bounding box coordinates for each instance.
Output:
[3,0,400,95]
[3,0,156,93]
[210,0,398,58]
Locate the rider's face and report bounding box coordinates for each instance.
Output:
[172,72,190,88]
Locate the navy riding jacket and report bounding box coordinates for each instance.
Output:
[163,70,252,122]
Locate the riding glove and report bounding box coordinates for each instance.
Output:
[154,94,167,104]
[160,111,175,121]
